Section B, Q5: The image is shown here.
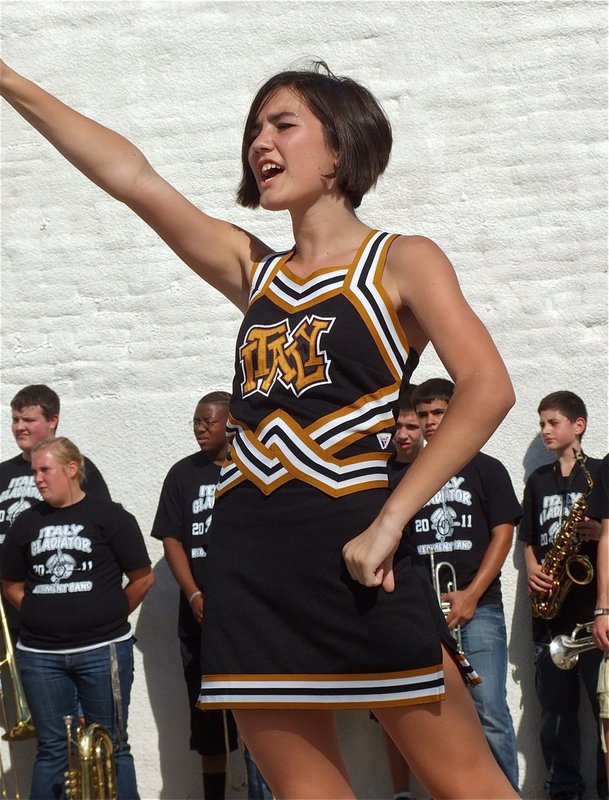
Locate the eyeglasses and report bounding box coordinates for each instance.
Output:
[191,418,223,430]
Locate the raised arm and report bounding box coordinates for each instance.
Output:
[344,236,515,589]
[0,60,269,310]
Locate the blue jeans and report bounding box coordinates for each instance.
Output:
[18,639,139,800]
[535,641,607,800]
[461,604,519,792]
[244,746,273,800]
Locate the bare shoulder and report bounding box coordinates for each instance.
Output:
[384,234,460,309]
[386,234,453,273]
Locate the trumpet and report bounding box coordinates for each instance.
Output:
[430,552,463,654]
[64,715,117,800]
[549,621,598,670]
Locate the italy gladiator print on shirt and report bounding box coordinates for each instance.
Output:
[0,495,150,650]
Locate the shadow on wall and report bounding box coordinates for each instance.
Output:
[134,558,202,799]
[522,433,554,484]
[510,539,544,798]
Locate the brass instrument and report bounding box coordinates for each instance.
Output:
[550,621,598,670]
[0,594,35,742]
[0,593,35,799]
[430,551,463,653]
[64,715,117,800]
[531,450,594,620]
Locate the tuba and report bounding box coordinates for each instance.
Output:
[549,621,597,670]
[64,715,117,800]
[430,551,463,653]
[531,450,594,620]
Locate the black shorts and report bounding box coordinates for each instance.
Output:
[180,636,238,755]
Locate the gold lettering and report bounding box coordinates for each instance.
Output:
[240,316,334,396]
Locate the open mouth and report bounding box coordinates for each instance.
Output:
[260,161,284,184]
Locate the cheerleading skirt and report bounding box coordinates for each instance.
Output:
[198,482,478,710]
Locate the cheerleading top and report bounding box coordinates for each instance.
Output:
[218,229,419,498]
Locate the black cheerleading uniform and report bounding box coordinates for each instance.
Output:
[198,230,479,710]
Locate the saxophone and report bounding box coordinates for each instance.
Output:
[531,449,594,620]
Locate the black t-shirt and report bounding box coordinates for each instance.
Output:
[387,457,411,492]
[518,455,601,641]
[1,494,150,650]
[410,452,522,607]
[0,453,111,631]
[587,453,609,521]
[151,451,221,639]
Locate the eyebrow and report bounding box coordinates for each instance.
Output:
[252,110,300,130]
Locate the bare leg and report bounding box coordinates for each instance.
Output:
[384,731,415,797]
[234,708,355,800]
[375,647,518,800]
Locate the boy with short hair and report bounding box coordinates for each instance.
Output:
[388,384,424,486]
[518,390,607,800]
[409,377,520,791]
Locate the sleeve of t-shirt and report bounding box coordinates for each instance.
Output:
[481,457,523,528]
[82,457,112,501]
[517,475,536,544]
[587,454,609,520]
[0,513,29,581]
[107,505,151,573]
[150,465,184,543]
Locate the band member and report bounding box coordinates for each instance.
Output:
[518,391,606,800]
[589,453,609,791]
[407,378,520,790]
[151,392,270,800]
[0,436,153,799]
[1,59,517,799]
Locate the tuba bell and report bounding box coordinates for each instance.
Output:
[64,715,117,800]
[549,621,598,670]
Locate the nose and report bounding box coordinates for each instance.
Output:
[250,126,273,156]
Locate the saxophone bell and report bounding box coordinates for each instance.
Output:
[565,554,594,586]
[549,621,597,670]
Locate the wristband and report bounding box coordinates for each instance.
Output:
[188,590,202,605]
[593,608,609,617]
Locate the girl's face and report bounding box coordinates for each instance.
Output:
[32,448,78,507]
[247,87,337,211]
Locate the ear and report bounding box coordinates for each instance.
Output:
[49,414,59,433]
[66,460,79,479]
[574,417,586,437]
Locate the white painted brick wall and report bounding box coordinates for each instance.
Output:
[1,2,607,798]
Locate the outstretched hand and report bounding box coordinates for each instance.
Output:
[342,518,402,593]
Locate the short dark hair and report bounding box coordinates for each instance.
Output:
[411,378,455,409]
[198,391,231,408]
[237,62,392,210]
[397,384,418,414]
[10,385,60,420]
[538,391,588,429]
